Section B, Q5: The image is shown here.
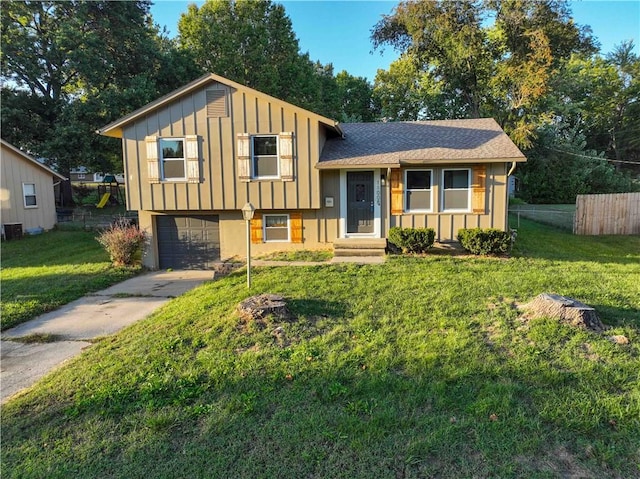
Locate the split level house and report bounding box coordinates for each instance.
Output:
[98,73,526,270]
[1,139,66,237]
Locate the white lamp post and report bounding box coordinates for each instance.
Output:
[241,202,255,288]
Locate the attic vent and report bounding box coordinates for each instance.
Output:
[206,89,228,117]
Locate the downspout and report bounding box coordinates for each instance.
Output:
[386,167,392,238]
[506,161,517,233]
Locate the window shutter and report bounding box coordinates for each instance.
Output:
[237,133,251,182]
[185,135,201,183]
[145,136,160,183]
[472,165,487,214]
[279,132,294,181]
[250,212,263,244]
[390,169,403,215]
[290,212,303,243]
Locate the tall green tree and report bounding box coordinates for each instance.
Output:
[517,123,638,203]
[371,0,595,147]
[177,0,376,122]
[543,41,640,171]
[1,0,189,204]
[178,0,313,108]
[335,70,378,122]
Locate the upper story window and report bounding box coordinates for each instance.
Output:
[442,169,471,212]
[145,135,201,184]
[252,135,279,179]
[237,132,294,182]
[23,183,37,208]
[405,169,432,212]
[160,138,186,181]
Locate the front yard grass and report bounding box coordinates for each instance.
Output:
[2,219,639,478]
[256,248,333,262]
[1,230,141,330]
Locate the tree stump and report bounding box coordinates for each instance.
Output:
[237,294,291,321]
[519,293,605,332]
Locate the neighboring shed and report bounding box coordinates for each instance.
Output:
[0,139,66,236]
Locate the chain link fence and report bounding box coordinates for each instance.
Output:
[509,204,576,231]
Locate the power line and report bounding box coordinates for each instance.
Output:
[544,146,640,165]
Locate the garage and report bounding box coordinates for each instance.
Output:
[156,215,220,269]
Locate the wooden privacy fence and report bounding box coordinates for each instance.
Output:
[574,192,640,235]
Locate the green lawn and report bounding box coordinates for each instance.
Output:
[1,230,141,330]
[2,219,639,478]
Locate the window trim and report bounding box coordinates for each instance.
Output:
[159,137,187,182]
[441,168,472,213]
[263,213,290,242]
[22,182,37,209]
[404,168,433,213]
[251,134,280,180]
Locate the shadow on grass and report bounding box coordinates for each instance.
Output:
[592,304,640,328]
[287,298,348,319]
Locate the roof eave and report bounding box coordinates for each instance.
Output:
[399,156,527,165]
[0,139,67,180]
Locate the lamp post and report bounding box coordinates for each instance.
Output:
[241,202,255,288]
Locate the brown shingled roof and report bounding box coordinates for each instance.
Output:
[317,118,526,169]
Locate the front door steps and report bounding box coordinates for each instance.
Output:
[332,238,387,258]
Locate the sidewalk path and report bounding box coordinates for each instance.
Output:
[1,270,213,403]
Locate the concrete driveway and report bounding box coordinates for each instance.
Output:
[1,270,214,403]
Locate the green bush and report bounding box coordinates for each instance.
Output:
[97,218,147,266]
[388,227,435,254]
[457,228,513,255]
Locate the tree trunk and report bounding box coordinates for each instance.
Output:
[60,179,75,207]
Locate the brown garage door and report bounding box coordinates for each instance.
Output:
[156,215,220,270]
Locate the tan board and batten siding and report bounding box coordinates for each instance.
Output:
[1,140,64,232]
[122,81,325,212]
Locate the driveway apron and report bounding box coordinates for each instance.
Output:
[1,270,213,403]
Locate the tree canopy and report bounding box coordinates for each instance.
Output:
[370,0,638,200]
[1,0,637,205]
[176,0,374,121]
[1,1,192,182]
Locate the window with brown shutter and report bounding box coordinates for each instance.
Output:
[390,169,403,215]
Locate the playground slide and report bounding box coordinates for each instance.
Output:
[96,193,111,208]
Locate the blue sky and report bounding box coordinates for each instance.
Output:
[150,0,640,81]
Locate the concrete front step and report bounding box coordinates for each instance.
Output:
[333,248,386,257]
[333,238,387,250]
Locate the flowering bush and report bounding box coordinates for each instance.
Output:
[97,218,147,266]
